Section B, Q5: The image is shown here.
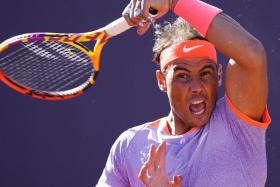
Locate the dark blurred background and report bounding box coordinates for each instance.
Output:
[0,0,279,186]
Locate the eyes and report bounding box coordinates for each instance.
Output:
[175,70,213,82]
[177,73,191,81]
[200,70,212,78]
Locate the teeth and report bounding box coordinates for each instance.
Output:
[192,108,205,115]
[191,100,204,105]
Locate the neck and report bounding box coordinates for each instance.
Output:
[166,111,192,135]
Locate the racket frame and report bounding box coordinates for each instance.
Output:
[0,28,111,100]
[0,17,131,100]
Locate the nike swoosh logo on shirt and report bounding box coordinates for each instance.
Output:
[183,45,204,53]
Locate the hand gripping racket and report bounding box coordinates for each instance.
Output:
[0,14,155,100]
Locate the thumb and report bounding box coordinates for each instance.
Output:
[137,23,151,35]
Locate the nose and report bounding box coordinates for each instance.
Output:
[189,79,203,94]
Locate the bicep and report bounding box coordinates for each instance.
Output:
[225,58,268,121]
[206,13,269,120]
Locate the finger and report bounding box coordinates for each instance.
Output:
[140,0,149,17]
[130,0,137,20]
[137,22,151,35]
[129,0,147,26]
[138,163,149,186]
[159,141,167,171]
[122,2,136,26]
[133,0,142,17]
[147,144,157,172]
[133,0,147,25]
[156,141,167,169]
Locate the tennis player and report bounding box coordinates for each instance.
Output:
[97,0,271,186]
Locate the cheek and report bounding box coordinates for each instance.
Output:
[167,82,189,105]
[204,80,219,101]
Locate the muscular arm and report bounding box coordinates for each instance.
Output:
[124,0,268,120]
[206,13,268,121]
[170,0,268,120]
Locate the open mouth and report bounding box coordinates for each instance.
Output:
[189,99,206,116]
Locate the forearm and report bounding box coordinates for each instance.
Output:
[170,0,268,119]
[206,13,267,69]
[172,0,267,69]
[205,5,268,119]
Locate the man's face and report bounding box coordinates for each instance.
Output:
[157,57,222,128]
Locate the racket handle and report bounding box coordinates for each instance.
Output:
[104,8,158,37]
[104,17,132,37]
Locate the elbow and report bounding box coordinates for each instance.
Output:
[245,39,267,69]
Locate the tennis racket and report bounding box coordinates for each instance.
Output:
[0,12,156,101]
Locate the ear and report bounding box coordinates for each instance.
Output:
[217,64,223,87]
[156,70,167,92]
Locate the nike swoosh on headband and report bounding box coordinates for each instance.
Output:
[183,45,204,53]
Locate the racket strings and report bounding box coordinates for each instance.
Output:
[46,63,92,91]
[0,42,48,71]
[13,54,86,91]
[2,42,78,85]
[0,41,94,94]
[2,43,60,80]
[31,44,93,91]
[0,42,37,67]
[1,42,64,77]
[24,42,93,91]
[35,59,92,91]
[14,43,89,89]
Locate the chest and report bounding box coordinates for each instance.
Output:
[125,136,265,187]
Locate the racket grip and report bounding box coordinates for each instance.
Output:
[104,17,132,37]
